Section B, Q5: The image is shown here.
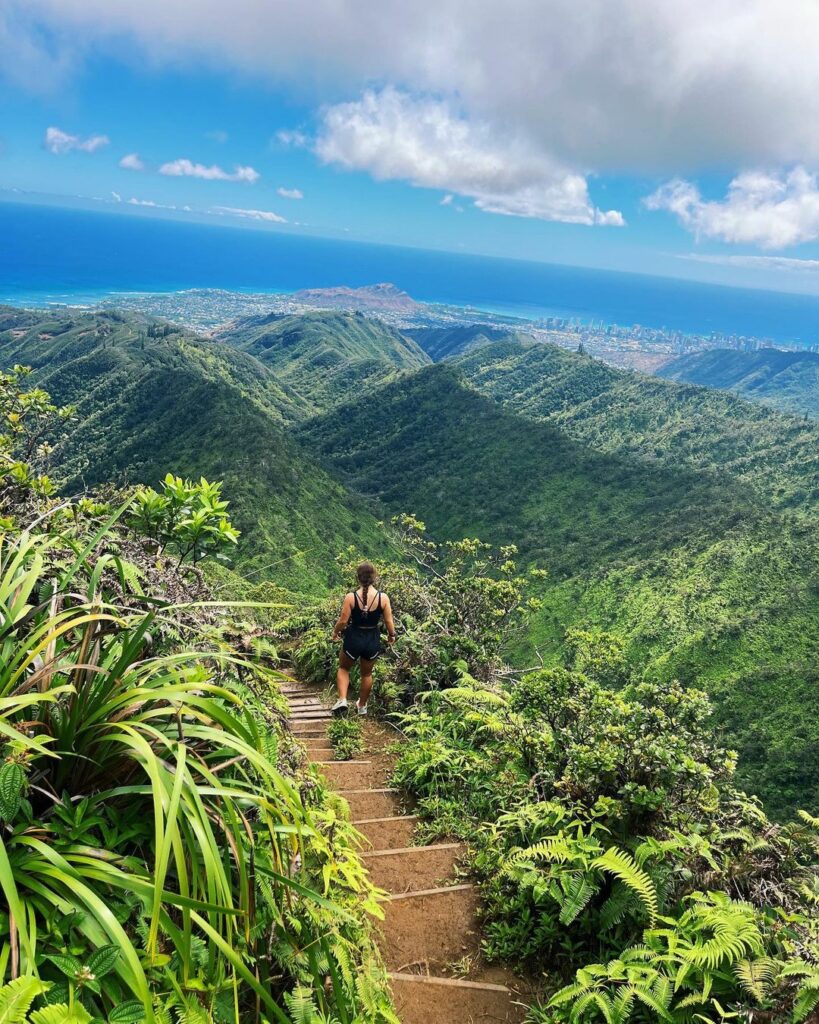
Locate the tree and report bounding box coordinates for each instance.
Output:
[129,474,240,566]
[0,365,74,527]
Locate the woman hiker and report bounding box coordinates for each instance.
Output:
[331,561,396,716]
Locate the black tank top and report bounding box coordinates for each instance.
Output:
[350,590,383,629]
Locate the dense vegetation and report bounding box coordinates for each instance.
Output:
[3,295,819,1022]
[297,362,819,816]
[0,308,390,591]
[215,311,429,415]
[276,520,819,1024]
[0,364,396,1022]
[403,323,528,361]
[3,305,818,814]
[658,347,819,419]
[456,340,819,510]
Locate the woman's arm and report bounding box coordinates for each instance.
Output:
[382,595,397,644]
[332,594,353,641]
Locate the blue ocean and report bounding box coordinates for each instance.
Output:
[3,201,819,344]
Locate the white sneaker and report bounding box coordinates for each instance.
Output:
[332,699,348,716]
[356,703,368,716]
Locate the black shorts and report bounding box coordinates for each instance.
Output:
[343,627,381,662]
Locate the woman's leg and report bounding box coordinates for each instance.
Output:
[358,658,375,708]
[336,650,354,700]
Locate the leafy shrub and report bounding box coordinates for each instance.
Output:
[391,666,819,1021]
[327,717,364,760]
[0,363,397,1023]
[128,473,239,566]
[0,364,74,526]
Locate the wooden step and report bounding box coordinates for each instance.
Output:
[337,788,403,819]
[304,741,333,752]
[316,759,384,788]
[363,843,461,893]
[353,815,419,851]
[387,972,525,1024]
[287,698,323,708]
[380,884,480,971]
[291,710,332,721]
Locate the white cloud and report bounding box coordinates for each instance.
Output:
[128,197,158,206]
[21,0,819,245]
[276,186,303,199]
[681,253,819,273]
[316,88,623,226]
[16,1,819,170]
[119,152,144,171]
[44,125,108,154]
[111,190,121,202]
[212,205,287,223]
[645,168,819,249]
[440,194,453,206]
[159,158,260,183]
[276,129,308,148]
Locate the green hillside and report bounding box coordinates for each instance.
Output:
[215,310,430,413]
[298,363,819,816]
[658,346,819,419]
[404,322,529,361]
[456,339,819,510]
[0,308,387,590]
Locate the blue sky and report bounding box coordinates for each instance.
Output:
[5,1,819,295]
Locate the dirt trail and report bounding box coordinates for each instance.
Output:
[284,681,528,1024]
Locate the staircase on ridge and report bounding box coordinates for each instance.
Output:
[283,680,527,1024]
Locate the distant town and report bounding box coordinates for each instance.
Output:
[88,284,819,374]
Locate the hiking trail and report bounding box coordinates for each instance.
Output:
[283,678,527,1023]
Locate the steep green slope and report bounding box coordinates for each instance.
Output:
[405,323,529,361]
[657,347,819,419]
[215,310,430,414]
[298,364,819,816]
[456,340,819,511]
[298,364,760,572]
[0,308,387,590]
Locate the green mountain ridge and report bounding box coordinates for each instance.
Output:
[297,359,819,816]
[2,307,817,815]
[657,346,819,419]
[455,339,819,511]
[0,308,388,590]
[215,310,430,414]
[404,322,529,361]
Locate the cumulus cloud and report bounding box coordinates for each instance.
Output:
[276,186,303,199]
[20,1,819,244]
[645,168,819,249]
[212,205,286,223]
[14,1,819,170]
[317,89,623,226]
[44,125,108,154]
[119,152,144,171]
[159,158,260,183]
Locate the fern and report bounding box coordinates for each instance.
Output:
[0,979,50,1024]
[733,957,776,1000]
[592,848,659,925]
[559,875,597,925]
[284,988,318,1024]
[599,882,636,932]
